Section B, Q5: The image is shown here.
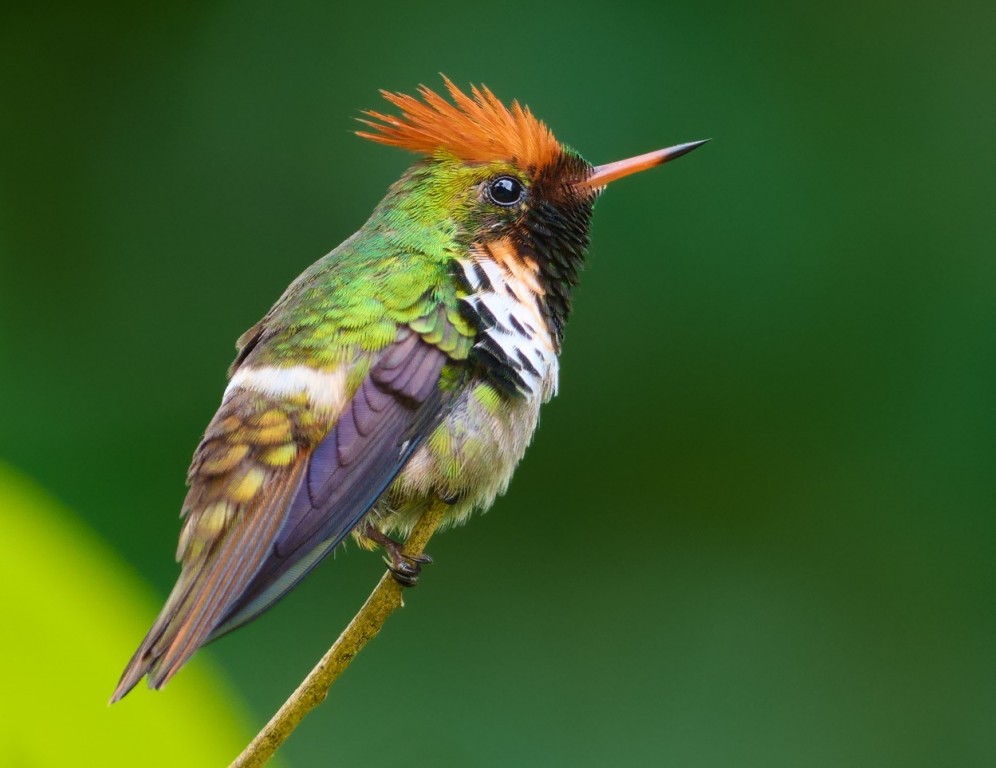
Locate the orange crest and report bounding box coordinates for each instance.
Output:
[357,76,562,171]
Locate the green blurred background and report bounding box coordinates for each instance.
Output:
[1,0,993,765]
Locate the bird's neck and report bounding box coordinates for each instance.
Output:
[459,239,560,401]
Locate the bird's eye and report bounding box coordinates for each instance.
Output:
[487,176,523,206]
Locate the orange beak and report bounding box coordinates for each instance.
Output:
[576,139,709,190]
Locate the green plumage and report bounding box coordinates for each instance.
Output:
[238,158,507,374]
[111,79,703,703]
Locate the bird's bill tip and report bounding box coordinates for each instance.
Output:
[577,139,709,190]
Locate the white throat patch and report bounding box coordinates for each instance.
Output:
[459,250,559,402]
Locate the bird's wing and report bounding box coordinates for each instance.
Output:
[208,328,450,639]
[111,326,453,701]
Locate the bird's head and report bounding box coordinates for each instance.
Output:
[358,77,705,337]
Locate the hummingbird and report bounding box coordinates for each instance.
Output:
[111,77,706,702]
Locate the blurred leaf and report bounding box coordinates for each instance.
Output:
[0,463,260,767]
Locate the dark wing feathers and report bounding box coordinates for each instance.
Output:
[111,330,449,701]
[287,329,445,555]
[213,339,447,636]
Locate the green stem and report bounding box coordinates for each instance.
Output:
[229,504,446,768]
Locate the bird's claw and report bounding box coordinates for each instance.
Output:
[382,552,430,587]
[364,524,433,587]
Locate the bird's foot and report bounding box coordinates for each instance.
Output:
[362,524,433,587]
[383,550,433,587]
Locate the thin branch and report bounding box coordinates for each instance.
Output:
[229,504,446,768]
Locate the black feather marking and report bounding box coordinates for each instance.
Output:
[516,349,540,377]
[477,334,519,369]
[516,153,597,347]
[473,261,491,291]
[507,313,528,336]
[472,299,499,330]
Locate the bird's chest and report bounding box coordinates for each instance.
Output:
[387,252,559,528]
